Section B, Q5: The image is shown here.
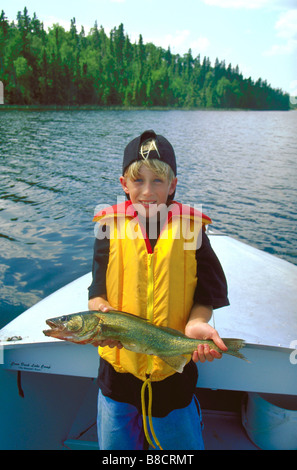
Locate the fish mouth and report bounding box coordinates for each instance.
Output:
[45,319,60,329]
[43,318,65,337]
[43,329,54,337]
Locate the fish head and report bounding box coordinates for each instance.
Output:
[43,312,100,343]
[45,313,83,335]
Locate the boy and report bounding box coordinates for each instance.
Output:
[88,130,229,450]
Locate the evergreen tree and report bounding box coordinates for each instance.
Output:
[0,8,290,110]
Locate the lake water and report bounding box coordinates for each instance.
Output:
[0,109,296,328]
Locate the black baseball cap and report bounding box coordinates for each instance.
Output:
[123,130,177,176]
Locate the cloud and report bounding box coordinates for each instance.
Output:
[167,30,191,50]
[43,16,71,31]
[275,0,297,8]
[189,37,211,57]
[201,0,269,9]
[264,39,297,56]
[275,9,297,40]
[289,81,297,104]
[264,9,297,56]
[289,80,297,95]
[144,30,211,58]
[201,0,297,9]
[146,30,190,51]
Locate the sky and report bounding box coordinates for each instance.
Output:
[1,0,297,96]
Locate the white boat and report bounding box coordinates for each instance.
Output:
[1,233,297,451]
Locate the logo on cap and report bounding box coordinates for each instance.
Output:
[139,139,161,161]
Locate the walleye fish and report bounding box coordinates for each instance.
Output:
[43,310,248,372]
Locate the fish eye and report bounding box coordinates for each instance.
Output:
[60,316,67,322]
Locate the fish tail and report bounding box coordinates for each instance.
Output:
[222,338,249,362]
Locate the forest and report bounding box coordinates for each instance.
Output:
[0,8,290,110]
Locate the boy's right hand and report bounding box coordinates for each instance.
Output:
[88,297,123,349]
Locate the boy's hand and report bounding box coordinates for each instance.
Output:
[185,304,227,363]
[88,297,123,349]
[185,321,227,363]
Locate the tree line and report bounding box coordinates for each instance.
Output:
[0,8,290,109]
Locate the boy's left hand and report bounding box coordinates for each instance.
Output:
[185,321,228,363]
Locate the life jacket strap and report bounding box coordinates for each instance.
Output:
[141,377,163,450]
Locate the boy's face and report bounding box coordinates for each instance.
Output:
[120,164,177,218]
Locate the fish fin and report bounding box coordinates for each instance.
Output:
[122,341,140,352]
[222,338,250,363]
[158,355,189,373]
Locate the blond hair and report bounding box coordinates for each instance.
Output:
[124,159,175,183]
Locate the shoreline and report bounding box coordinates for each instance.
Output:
[0,104,294,112]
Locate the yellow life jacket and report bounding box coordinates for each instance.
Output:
[93,201,211,382]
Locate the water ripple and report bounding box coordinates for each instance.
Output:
[0,109,296,327]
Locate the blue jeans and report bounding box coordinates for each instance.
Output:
[97,389,204,450]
